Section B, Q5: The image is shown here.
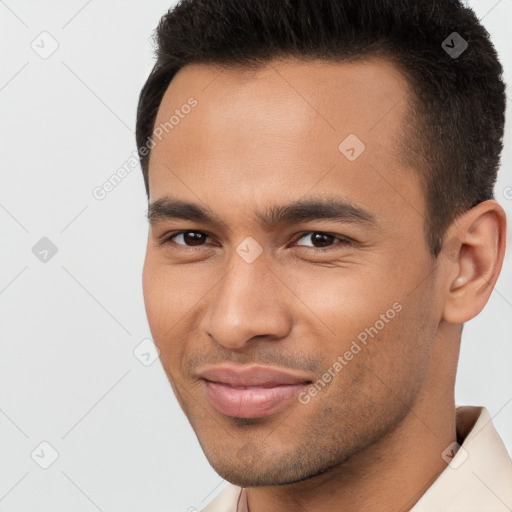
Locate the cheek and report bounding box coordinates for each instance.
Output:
[142,255,164,330]
[142,253,212,366]
[351,284,437,391]
[316,306,434,429]
[142,255,182,356]
[287,264,405,339]
[142,251,189,323]
[292,261,436,383]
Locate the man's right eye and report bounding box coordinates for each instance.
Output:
[159,230,214,247]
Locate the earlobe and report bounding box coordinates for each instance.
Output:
[441,201,507,324]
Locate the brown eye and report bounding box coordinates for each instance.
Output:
[294,232,352,249]
[163,231,212,247]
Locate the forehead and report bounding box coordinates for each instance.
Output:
[148,57,424,232]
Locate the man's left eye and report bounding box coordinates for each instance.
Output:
[293,232,353,249]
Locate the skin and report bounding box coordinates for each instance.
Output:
[142,57,507,511]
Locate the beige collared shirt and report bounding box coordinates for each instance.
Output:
[201,406,512,511]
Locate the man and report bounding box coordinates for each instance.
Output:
[136,0,511,510]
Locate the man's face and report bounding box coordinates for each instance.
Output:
[142,57,443,486]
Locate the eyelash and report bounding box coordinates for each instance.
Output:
[158,230,354,251]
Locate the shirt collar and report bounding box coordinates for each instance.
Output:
[412,405,512,511]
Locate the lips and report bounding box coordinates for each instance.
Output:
[197,365,313,418]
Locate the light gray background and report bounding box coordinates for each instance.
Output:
[0,1,511,510]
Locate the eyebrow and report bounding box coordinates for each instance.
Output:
[147,195,377,230]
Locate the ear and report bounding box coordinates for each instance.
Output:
[440,200,507,324]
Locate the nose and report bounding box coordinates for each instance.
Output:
[199,254,292,350]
